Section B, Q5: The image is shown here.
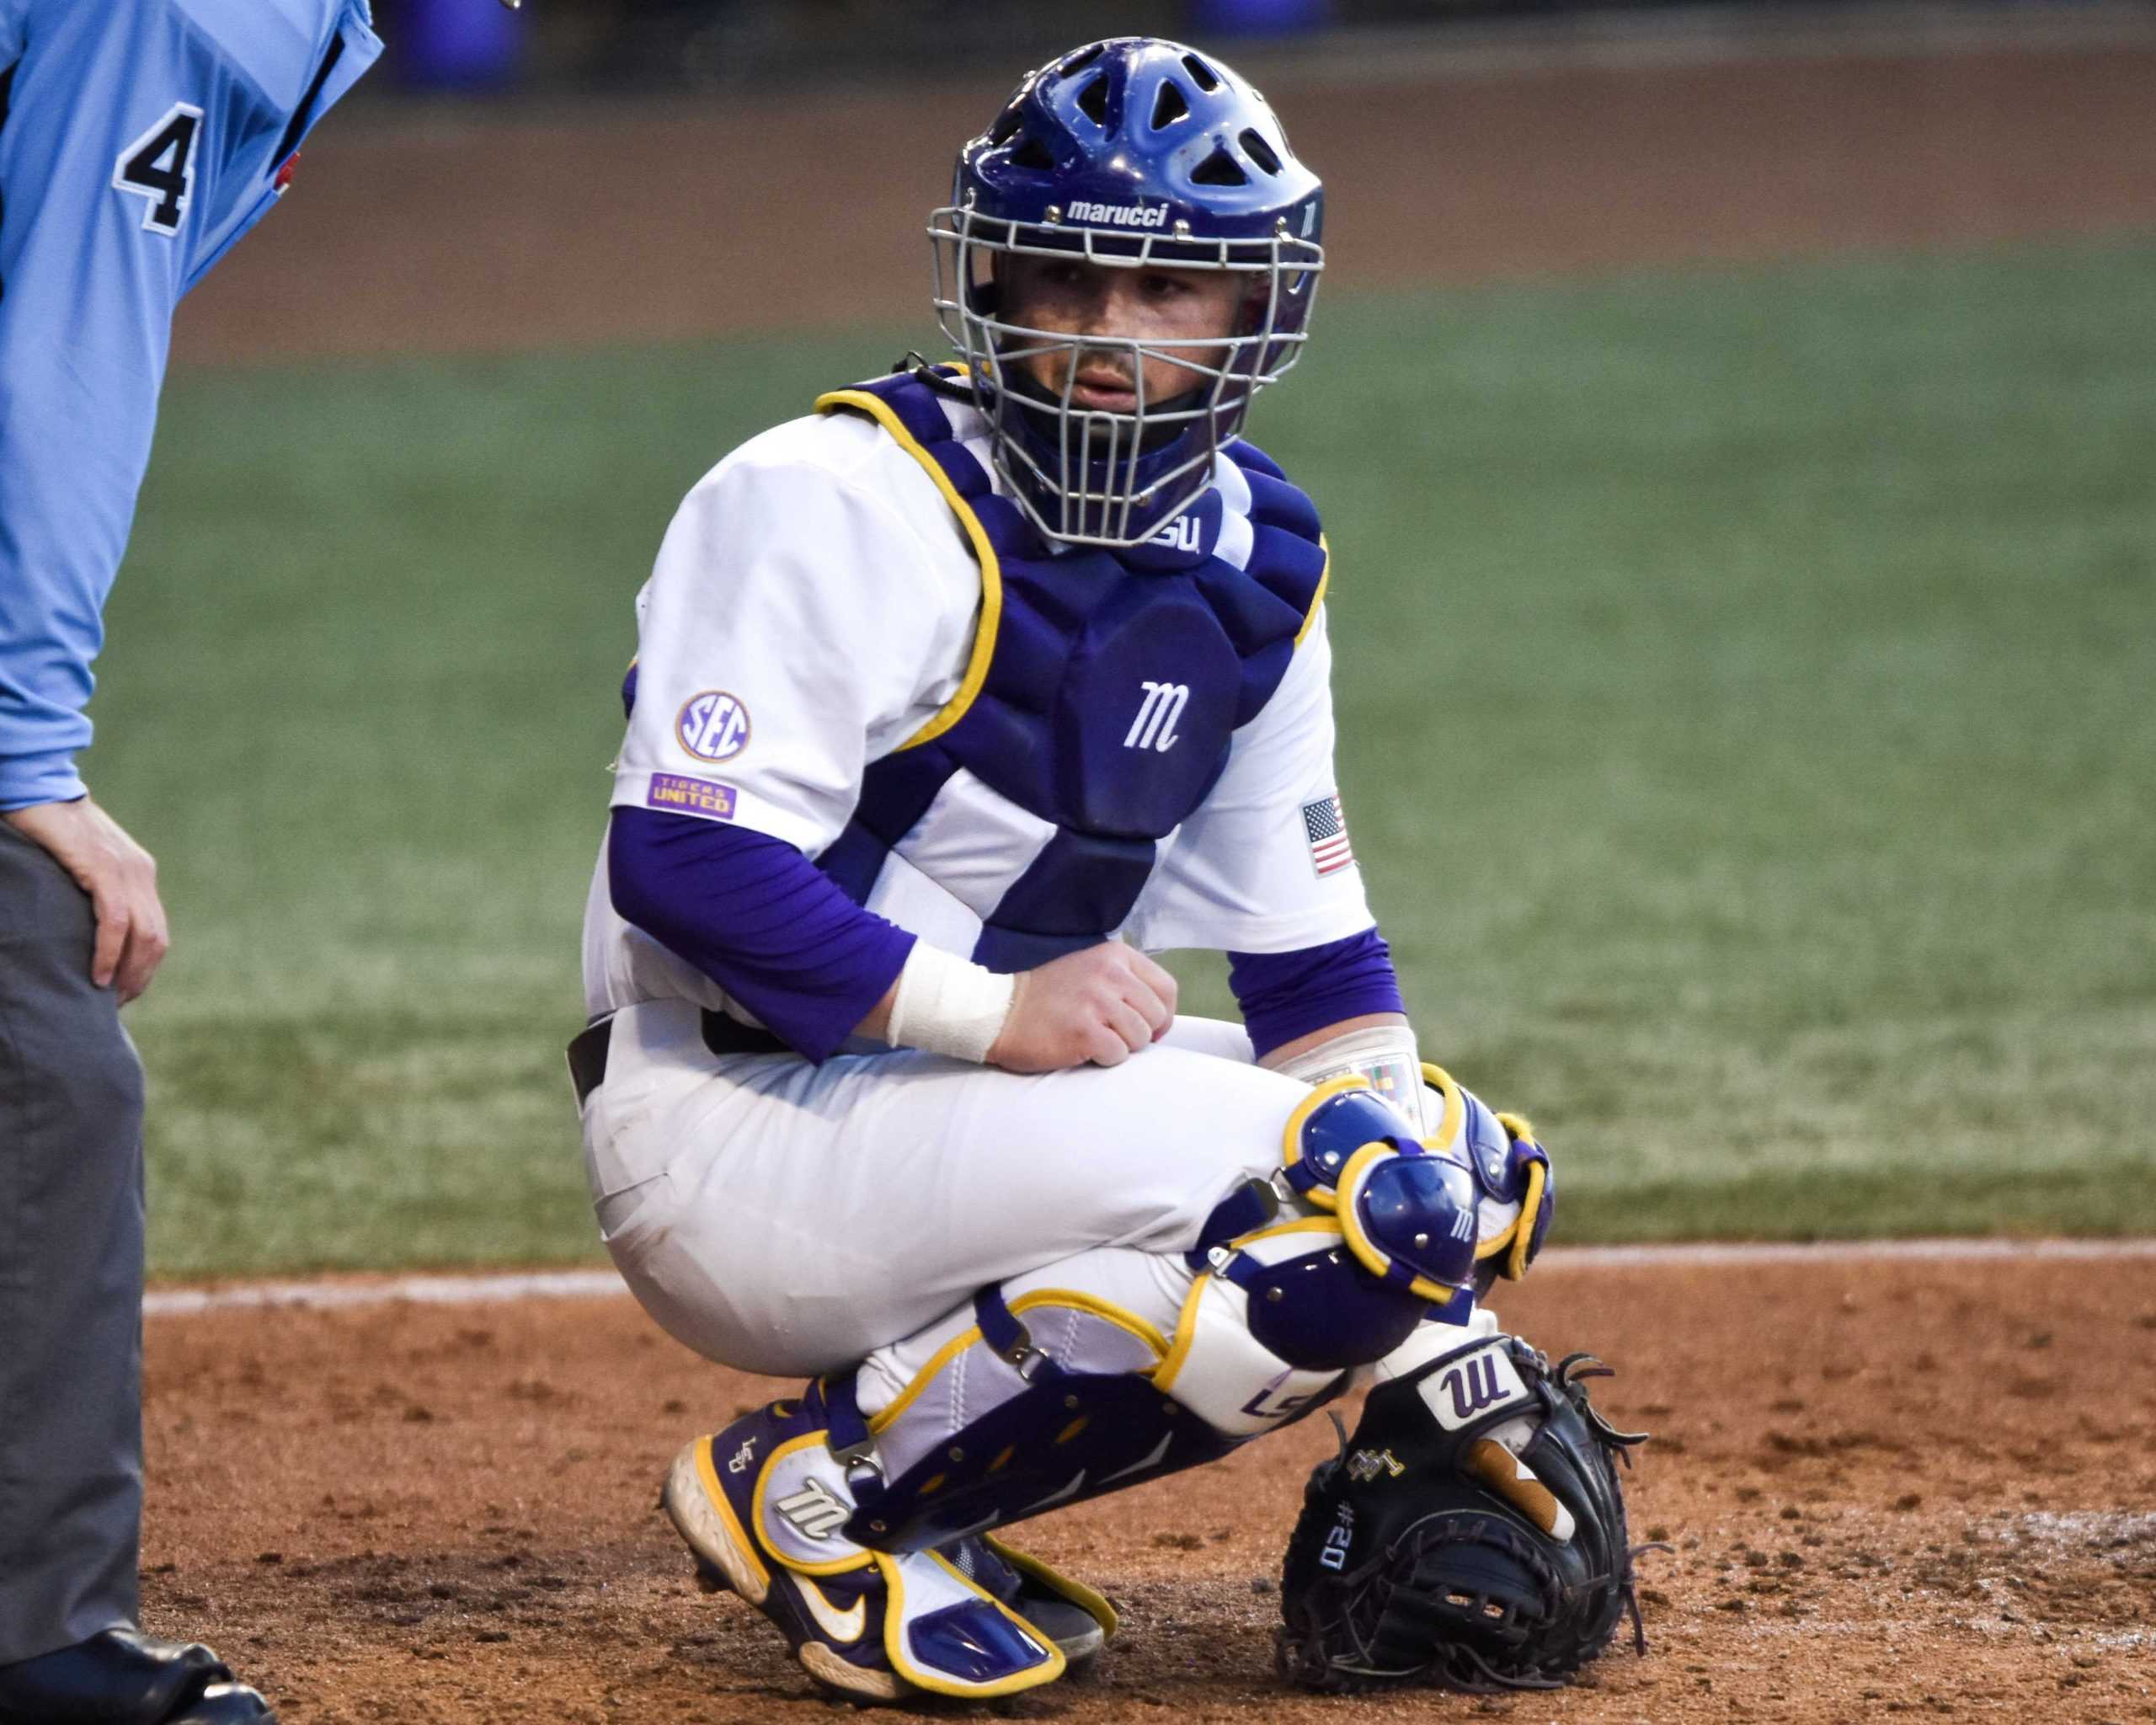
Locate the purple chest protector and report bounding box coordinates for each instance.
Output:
[814,367,1328,972]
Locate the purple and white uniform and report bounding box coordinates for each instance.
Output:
[576,372,1419,1381]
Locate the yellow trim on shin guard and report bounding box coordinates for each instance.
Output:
[1470,1156,1546,1282]
[983,1535,1120,1642]
[873,1548,1066,1697]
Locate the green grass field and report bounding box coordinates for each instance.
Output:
[109,236,2156,1277]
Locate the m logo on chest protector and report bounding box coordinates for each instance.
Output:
[1123,681,1190,753]
[774,1477,851,1541]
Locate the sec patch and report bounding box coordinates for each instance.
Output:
[676,690,751,761]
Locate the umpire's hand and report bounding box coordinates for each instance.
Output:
[988,942,1177,1072]
[3,794,170,1002]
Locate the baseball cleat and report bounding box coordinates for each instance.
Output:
[662,1396,1066,1701]
[662,1402,904,1702]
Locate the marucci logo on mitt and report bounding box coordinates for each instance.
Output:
[1277,1335,1657,1695]
[1426,1343,1528,1428]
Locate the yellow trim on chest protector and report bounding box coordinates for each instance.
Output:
[1296,535,1331,647]
[811,385,1328,748]
[813,386,1004,750]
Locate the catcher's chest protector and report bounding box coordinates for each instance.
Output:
[813,368,1329,973]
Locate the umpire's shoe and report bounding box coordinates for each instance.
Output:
[0,1628,275,1724]
[662,1395,1073,1701]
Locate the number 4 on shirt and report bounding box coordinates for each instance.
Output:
[113,102,204,236]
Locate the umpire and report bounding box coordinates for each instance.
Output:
[0,3,377,1721]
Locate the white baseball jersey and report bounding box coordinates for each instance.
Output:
[581,387,1372,1026]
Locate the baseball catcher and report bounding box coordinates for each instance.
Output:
[569,34,1650,1703]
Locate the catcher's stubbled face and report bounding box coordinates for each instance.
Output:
[999,254,1245,414]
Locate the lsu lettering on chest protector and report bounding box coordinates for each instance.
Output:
[811,364,1330,969]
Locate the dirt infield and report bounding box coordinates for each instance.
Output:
[142,1254,2156,1722]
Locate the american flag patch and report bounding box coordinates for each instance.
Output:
[1302,793,1355,877]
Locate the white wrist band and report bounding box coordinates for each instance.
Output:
[885,942,1017,1063]
[1276,1023,1430,1136]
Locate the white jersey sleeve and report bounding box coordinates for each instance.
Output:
[1121,604,1376,954]
[611,411,980,855]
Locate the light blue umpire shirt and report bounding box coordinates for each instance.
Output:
[0,0,381,811]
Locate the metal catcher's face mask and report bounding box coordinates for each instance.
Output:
[930,36,1325,548]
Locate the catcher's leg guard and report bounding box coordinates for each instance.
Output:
[659,1386,1067,1701]
[827,1078,1492,1556]
[836,1288,1244,1556]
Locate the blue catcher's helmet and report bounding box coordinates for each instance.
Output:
[930,38,1325,547]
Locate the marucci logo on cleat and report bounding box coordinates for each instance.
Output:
[775,1478,851,1540]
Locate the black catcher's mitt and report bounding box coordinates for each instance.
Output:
[1277,1333,1652,1693]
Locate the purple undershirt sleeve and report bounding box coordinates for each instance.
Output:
[1228,927,1406,1060]
[608,807,915,1064]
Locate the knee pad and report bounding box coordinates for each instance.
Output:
[1156,1077,1481,1438]
[1420,1063,1555,1285]
[1269,1076,1484,1307]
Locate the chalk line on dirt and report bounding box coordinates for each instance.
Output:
[141,1237,2156,1320]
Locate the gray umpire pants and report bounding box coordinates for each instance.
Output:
[0,823,143,1664]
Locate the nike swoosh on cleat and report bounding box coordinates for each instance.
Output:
[793,1575,867,1643]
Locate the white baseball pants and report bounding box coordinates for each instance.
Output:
[580,999,1307,1379]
